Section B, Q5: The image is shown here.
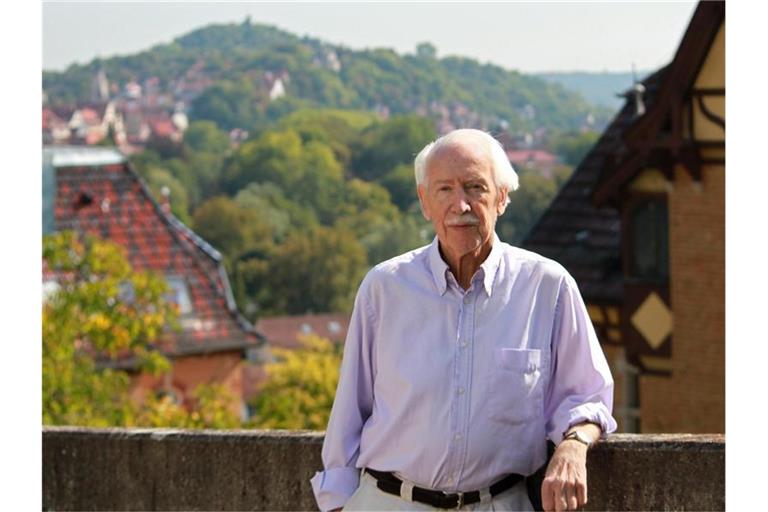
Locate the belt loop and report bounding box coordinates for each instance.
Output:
[479,487,492,503]
[399,480,414,502]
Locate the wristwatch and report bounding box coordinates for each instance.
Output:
[562,430,592,448]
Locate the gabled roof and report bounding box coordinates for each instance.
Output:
[521,69,667,303]
[592,1,725,206]
[256,312,350,350]
[42,146,264,362]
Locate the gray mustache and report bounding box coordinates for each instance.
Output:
[446,214,480,226]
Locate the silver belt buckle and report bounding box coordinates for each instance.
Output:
[455,491,464,509]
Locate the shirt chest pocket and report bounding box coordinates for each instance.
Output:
[486,348,544,425]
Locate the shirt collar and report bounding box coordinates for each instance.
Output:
[427,233,503,297]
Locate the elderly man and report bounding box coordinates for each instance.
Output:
[311,129,616,511]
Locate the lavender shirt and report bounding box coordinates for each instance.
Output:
[311,235,616,511]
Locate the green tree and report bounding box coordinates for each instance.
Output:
[183,120,231,154]
[377,163,419,212]
[191,77,267,131]
[192,196,273,261]
[276,108,377,168]
[43,231,176,426]
[221,129,306,195]
[136,383,241,429]
[250,335,342,430]
[416,42,437,59]
[357,214,432,267]
[496,166,573,245]
[234,182,318,241]
[549,130,600,166]
[43,231,242,429]
[351,115,436,181]
[221,128,347,225]
[142,165,193,225]
[251,225,367,315]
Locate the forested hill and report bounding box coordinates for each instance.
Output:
[42,20,613,133]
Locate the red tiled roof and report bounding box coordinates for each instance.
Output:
[507,149,558,164]
[150,118,176,138]
[42,109,62,130]
[46,147,263,360]
[256,313,350,350]
[84,131,104,145]
[78,107,102,125]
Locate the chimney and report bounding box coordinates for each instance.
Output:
[160,186,171,214]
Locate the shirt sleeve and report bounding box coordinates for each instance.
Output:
[310,280,376,511]
[544,275,618,445]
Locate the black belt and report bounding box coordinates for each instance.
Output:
[364,468,524,509]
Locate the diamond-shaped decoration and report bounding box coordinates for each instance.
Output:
[630,292,673,349]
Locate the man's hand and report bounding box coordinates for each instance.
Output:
[541,423,600,511]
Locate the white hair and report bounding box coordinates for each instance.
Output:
[414,129,519,206]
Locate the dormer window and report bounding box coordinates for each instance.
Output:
[165,276,193,316]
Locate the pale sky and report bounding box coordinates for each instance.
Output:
[43,1,697,74]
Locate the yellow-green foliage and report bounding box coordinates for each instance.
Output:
[250,335,342,430]
[43,231,241,429]
[135,383,242,429]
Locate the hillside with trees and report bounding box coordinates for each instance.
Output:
[43,21,605,320]
[43,20,612,134]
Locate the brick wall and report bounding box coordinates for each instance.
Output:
[130,352,245,416]
[640,163,725,432]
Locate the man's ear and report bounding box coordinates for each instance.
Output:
[417,184,431,221]
[496,187,509,216]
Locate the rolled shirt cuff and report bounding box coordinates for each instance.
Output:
[310,466,361,511]
[549,402,618,445]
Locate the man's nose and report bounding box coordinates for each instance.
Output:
[450,189,471,213]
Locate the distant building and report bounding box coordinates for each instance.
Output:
[256,312,350,351]
[42,146,266,419]
[91,68,110,103]
[265,70,290,101]
[42,108,71,144]
[523,1,724,434]
[506,149,559,177]
[67,104,110,145]
[243,312,350,410]
[124,81,142,100]
[269,78,286,101]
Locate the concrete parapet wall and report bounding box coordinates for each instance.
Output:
[42,428,724,511]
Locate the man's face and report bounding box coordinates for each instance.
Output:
[417,140,508,260]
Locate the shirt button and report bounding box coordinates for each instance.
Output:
[457,387,465,395]
[454,433,463,441]
[460,340,468,348]
[463,296,471,304]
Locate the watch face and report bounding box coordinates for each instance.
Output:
[566,431,590,446]
[575,432,591,446]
